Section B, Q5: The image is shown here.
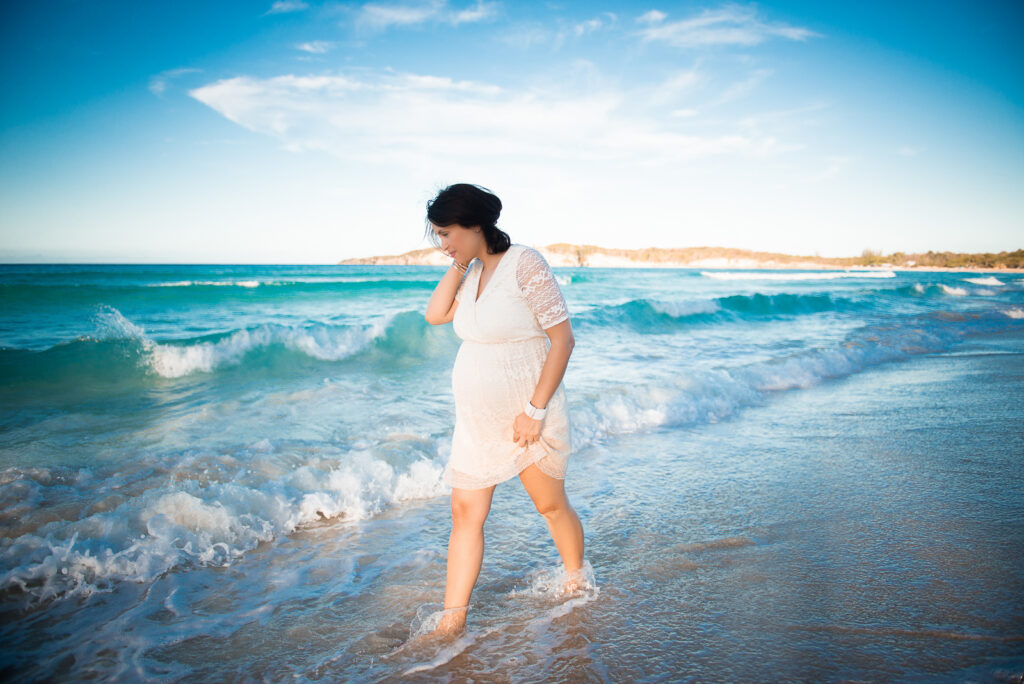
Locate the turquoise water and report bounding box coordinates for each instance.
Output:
[1,263,1023,680]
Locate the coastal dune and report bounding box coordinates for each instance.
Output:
[339,243,1024,272]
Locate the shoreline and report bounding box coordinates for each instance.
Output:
[340,258,1024,274]
[339,244,1024,273]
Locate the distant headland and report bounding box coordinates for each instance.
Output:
[339,243,1024,272]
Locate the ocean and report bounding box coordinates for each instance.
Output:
[1,262,1022,681]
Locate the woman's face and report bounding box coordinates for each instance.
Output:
[431,222,480,261]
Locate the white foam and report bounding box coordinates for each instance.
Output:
[89,305,393,377]
[570,307,1018,446]
[701,269,895,281]
[650,299,722,317]
[0,450,449,606]
[939,284,968,296]
[570,370,762,447]
[145,320,390,377]
[508,560,601,650]
[1002,307,1024,319]
[146,276,419,287]
[506,558,599,603]
[147,279,261,287]
[962,276,1004,286]
[93,305,149,340]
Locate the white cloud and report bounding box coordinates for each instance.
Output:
[188,67,801,169]
[359,0,444,28]
[573,11,617,36]
[499,12,617,50]
[451,0,500,25]
[265,0,308,15]
[706,67,773,106]
[497,22,551,48]
[644,62,704,107]
[635,3,821,48]
[637,9,667,24]
[356,0,499,31]
[149,67,203,96]
[295,41,336,54]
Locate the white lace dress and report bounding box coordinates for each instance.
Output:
[445,243,573,490]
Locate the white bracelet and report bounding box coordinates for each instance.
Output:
[524,400,547,420]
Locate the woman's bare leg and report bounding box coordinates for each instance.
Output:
[435,483,496,635]
[518,462,584,590]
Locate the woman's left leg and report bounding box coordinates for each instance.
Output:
[518,461,584,579]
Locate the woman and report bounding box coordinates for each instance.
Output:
[423,183,586,636]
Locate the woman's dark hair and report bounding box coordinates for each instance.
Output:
[424,183,511,254]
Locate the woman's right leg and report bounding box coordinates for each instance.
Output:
[436,483,497,634]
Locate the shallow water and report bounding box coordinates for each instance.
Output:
[1,263,1023,680]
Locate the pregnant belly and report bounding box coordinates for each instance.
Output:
[452,338,548,417]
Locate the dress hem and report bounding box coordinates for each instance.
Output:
[445,450,567,490]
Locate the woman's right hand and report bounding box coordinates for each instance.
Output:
[441,247,469,271]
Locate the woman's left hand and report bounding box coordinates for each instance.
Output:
[512,412,542,448]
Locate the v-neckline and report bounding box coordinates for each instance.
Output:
[474,245,515,304]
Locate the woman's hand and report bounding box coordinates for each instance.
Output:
[512,412,542,447]
[439,247,470,271]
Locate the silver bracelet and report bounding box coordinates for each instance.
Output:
[524,400,547,420]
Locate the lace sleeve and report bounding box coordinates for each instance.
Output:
[516,247,570,329]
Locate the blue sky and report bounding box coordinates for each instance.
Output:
[1,0,1021,263]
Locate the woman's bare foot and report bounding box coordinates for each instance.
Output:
[432,605,467,636]
[562,568,586,594]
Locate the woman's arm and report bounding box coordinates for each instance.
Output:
[530,319,575,409]
[425,263,467,325]
[512,318,575,448]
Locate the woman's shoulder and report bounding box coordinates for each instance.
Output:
[511,244,552,269]
[510,243,544,261]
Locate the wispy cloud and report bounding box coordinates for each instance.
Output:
[295,41,335,54]
[499,12,618,50]
[264,0,308,16]
[634,3,821,48]
[573,11,617,37]
[451,0,500,24]
[188,67,801,168]
[705,67,774,106]
[149,67,203,96]
[643,61,704,107]
[355,0,499,31]
[498,22,551,49]
[637,9,667,25]
[737,101,829,130]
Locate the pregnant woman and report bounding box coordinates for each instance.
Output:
[423,183,586,636]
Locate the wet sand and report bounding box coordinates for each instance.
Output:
[375,326,1024,681]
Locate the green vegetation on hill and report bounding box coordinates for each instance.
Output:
[858,248,1024,268]
[543,243,828,266]
[339,243,1023,269]
[543,243,1024,268]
